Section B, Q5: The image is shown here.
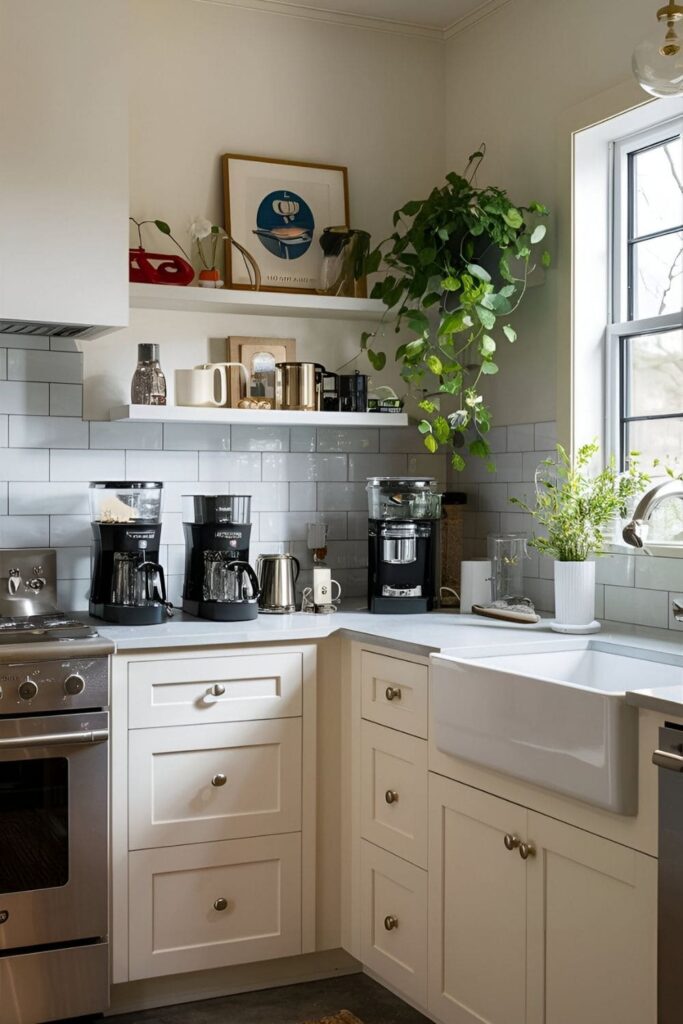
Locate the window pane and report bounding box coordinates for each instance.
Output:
[625,330,683,416]
[632,135,683,238]
[0,757,69,894]
[625,416,683,469]
[630,231,683,318]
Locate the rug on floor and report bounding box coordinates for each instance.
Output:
[302,1012,363,1024]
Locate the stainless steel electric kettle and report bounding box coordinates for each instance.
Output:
[256,553,301,613]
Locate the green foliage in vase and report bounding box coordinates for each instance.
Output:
[361,149,550,470]
[510,442,650,562]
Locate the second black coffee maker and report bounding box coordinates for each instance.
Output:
[182,494,260,621]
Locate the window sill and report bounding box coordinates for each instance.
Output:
[603,540,683,559]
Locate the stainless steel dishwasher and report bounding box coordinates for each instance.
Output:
[653,725,683,1023]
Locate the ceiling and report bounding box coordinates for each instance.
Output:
[211,0,511,37]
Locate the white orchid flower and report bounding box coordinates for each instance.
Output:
[190,217,213,241]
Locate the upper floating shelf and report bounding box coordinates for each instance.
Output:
[130,283,387,322]
[109,405,409,428]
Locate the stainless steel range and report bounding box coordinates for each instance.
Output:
[0,549,113,1024]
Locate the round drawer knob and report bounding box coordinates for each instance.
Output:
[384,915,399,931]
[211,773,227,788]
[519,841,536,860]
[64,673,85,697]
[385,686,401,702]
[213,898,229,912]
[385,790,399,804]
[203,683,226,705]
[503,833,521,852]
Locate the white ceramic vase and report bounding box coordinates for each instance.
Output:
[552,560,600,634]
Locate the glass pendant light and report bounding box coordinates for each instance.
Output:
[633,2,683,97]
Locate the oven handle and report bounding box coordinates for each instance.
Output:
[0,728,109,749]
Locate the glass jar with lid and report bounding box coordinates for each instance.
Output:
[89,481,163,524]
[366,477,442,521]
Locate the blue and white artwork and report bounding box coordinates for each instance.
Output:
[253,190,314,261]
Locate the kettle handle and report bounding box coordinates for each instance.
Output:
[292,555,301,582]
[227,560,261,601]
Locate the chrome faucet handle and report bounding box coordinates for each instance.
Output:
[672,599,683,622]
[622,519,645,548]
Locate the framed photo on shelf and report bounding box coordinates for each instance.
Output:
[227,336,296,408]
[222,154,349,294]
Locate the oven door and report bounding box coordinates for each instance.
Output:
[0,711,108,951]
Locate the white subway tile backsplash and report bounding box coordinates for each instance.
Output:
[49,515,91,547]
[474,482,509,513]
[160,512,184,546]
[0,484,7,515]
[56,546,91,580]
[10,482,89,515]
[317,482,367,511]
[9,349,82,384]
[289,426,317,453]
[522,577,554,613]
[90,421,162,450]
[0,381,50,415]
[348,453,406,481]
[50,448,125,481]
[0,351,7,379]
[229,482,289,513]
[50,384,82,417]
[0,417,7,447]
[595,554,636,587]
[317,428,378,453]
[289,482,317,511]
[10,415,88,449]
[522,450,555,481]
[128,450,198,481]
[0,449,49,481]
[604,585,669,628]
[379,426,428,454]
[506,423,535,453]
[635,555,683,592]
[198,451,260,482]
[262,452,347,482]
[0,515,50,547]
[163,423,229,451]
[534,421,558,451]
[486,426,508,453]
[0,335,50,350]
[407,454,447,484]
[230,425,289,451]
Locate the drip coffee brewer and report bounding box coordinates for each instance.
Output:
[182,495,260,620]
[89,481,171,624]
[367,477,442,614]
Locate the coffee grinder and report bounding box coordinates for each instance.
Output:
[367,477,442,614]
[182,494,260,621]
[89,481,171,624]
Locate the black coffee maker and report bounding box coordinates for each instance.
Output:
[182,494,260,621]
[89,481,171,624]
[367,477,442,614]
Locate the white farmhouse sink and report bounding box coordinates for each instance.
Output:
[431,640,683,815]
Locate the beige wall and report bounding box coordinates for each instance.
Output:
[128,0,445,264]
[444,0,654,427]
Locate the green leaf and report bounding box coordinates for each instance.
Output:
[417,419,432,434]
[433,416,451,444]
[469,437,491,458]
[439,311,471,336]
[367,349,386,371]
[467,263,492,283]
[423,291,441,308]
[475,305,496,330]
[360,331,373,350]
[210,225,220,234]
[503,207,523,230]
[419,247,436,267]
[401,199,422,217]
[437,227,449,241]
[441,275,460,292]
[154,220,171,235]
[407,310,430,334]
[481,361,499,375]
[405,338,426,358]
[424,434,438,454]
[419,399,437,414]
[541,250,552,268]
[450,452,466,472]
[426,354,443,376]
[500,284,516,298]
[480,335,496,357]
[502,324,517,343]
[364,249,382,274]
[530,224,547,244]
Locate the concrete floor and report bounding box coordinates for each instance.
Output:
[105,974,431,1024]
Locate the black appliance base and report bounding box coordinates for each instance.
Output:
[89,602,167,625]
[183,599,259,621]
[370,596,432,614]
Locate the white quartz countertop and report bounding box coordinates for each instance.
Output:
[76,606,683,716]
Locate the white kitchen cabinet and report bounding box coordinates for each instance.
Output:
[128,718,302,849]
[360,840,428,1006]
[428,774,528,1024]
[0,0,128,332]
[360,720,428,868]
[128,833,302,980]
[428,773,657,1024]
[361,651,428,738]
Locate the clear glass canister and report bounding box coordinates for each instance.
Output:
[366,477,442,520]
[89,481,163,524]
[131,343,167,406]
[487,533,529,601]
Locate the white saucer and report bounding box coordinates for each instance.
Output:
[549,620,601,635]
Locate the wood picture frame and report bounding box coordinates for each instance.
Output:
[222,153,350,294]
[227,336,296,408]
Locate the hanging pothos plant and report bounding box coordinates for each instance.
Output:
[361,149,550,471]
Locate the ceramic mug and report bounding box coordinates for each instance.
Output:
[175,365,229,407]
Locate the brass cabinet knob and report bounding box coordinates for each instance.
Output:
[519,841,536,860]
[385,790,399,804]
[503,833,521,852]
[384,915,399,931]
[213,898,229,912]
[211,773,227,787]
[385,686,402,701]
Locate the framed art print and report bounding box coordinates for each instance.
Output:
[222,154,349,293]
[226,336,296,407]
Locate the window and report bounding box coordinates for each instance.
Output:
[609,118,683,471]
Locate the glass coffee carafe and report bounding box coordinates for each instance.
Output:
[202,554,259,604]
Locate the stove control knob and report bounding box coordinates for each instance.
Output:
[64,673,85,697]
[18,679,38,702]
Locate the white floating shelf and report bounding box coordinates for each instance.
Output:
[130,283,387,322]
[109,405,409,428]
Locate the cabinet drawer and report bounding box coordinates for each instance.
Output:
[128,719,302,849]
[361,652,428,738]
[361,720,428,868]
[128,833,302,980]
[128,650,303,728]
[360,840,428,1006]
